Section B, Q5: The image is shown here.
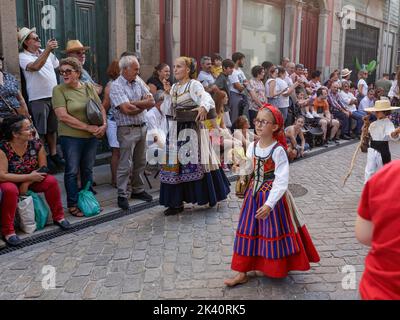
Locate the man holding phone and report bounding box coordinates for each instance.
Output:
[18,27,65,173]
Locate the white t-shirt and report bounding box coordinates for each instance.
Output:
[19,50,59,101]
[358,79,368,96]
[228,68,247,94]
[275,78,290,109]
[197,71,215,89]
[246,141,289,210]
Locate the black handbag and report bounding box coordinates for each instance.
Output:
[85,84,103,126]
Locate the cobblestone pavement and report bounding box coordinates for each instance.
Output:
[0,143,399,300]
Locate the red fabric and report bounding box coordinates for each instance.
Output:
[260,104,288,150]
[0,175,65,237]
[231,225,320,278]
[358,160,400,300]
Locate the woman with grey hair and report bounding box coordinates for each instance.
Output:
[52,57,107,217]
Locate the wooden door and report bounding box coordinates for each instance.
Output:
[16,0,109,85]
[300,5,319,73]
[181,0,221,65]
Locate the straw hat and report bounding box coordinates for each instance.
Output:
[341,68,352,78]
[365,100,400,112]
[63,40,90,54]
[17,27,36,49]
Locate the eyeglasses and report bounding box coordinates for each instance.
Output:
[253,119,274,127]
[21,124,35,132]
[29,36,40,42]
[59,69,76,76]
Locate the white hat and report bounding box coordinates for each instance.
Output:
[341,68,353,78]
[17,27,37,49]
[365,100,400,112]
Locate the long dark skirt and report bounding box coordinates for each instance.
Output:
[159,121,230,209]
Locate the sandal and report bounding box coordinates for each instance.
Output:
[68,207,84,217]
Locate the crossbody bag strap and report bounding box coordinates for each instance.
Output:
[0,94,18,116]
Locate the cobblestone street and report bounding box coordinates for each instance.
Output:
[0,143,399,300]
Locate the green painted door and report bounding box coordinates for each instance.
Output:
[16,0,109,86]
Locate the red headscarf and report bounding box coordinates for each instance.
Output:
[260,103,288,150]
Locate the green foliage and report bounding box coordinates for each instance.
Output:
[353,57,378,73]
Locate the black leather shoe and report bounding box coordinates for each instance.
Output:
[164,207,184,216]
[2,235,22,247]
[118,197,130,210]
[341,134,351,140]
[55,219,72,231]
[131,191,153,202]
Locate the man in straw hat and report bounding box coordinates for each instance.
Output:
[18,27,65,172]
[340,68,352,86]
[364,99,400,182]
[63,40,103,95]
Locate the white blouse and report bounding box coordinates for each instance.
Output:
[161,79,215,116]
[246,141,289,210]
[369,118,400,142]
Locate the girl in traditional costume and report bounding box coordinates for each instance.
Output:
[159,57,230,216]
[225,104,320,286]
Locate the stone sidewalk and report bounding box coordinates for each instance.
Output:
[0,143,398,300]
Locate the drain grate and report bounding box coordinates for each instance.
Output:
[288,184,308,198]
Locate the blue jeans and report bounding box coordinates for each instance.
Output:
[279,107,289,122]
[60,136,98,208]
[351,111,366,135]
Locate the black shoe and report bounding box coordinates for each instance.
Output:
[323,140,329,148]
[341,134,351,140]
[118,197,130,210]
[55,219,72,231]
[2,235,22,247]
[131,191,153,202]
[333,138,340,145]
[164,207,184,216]
[51,154,66,169]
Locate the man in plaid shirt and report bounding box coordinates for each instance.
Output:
[328,82,352,140]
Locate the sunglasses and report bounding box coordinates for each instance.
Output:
[59,69,76,76]
[29,36,41,42]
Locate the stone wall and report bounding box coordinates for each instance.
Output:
[0,0,19,77]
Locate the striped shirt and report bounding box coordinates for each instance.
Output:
[110,75,152,126]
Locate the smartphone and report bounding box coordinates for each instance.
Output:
[37,166,50,174]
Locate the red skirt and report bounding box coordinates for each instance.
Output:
[231,183,320,278]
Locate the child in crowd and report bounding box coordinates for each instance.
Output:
[297,91,317,119]
[285,116,310,161]
[314,87,340,147]
[356,160,400,300]
[363,100,400,182]
[211,53,223,79]
[224,104,320,287]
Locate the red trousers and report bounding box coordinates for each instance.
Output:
[0,175,65,237]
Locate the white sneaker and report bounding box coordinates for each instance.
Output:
[305,112,314,119]
[312,111,320,118]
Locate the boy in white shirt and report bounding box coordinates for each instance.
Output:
[364,100,400,182]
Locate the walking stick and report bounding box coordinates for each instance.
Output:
[342,116,370,187]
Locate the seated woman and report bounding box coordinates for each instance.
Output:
[285,116,310,161]
[0,116,70,246]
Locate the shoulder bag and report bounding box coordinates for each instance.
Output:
[85,84,104,126]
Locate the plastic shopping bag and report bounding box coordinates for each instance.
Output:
[78,182,101,217]
[26,191,49,230]
[16,196,36,234]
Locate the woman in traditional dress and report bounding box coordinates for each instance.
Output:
[159,57,231,216]
[225,104,320,286]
